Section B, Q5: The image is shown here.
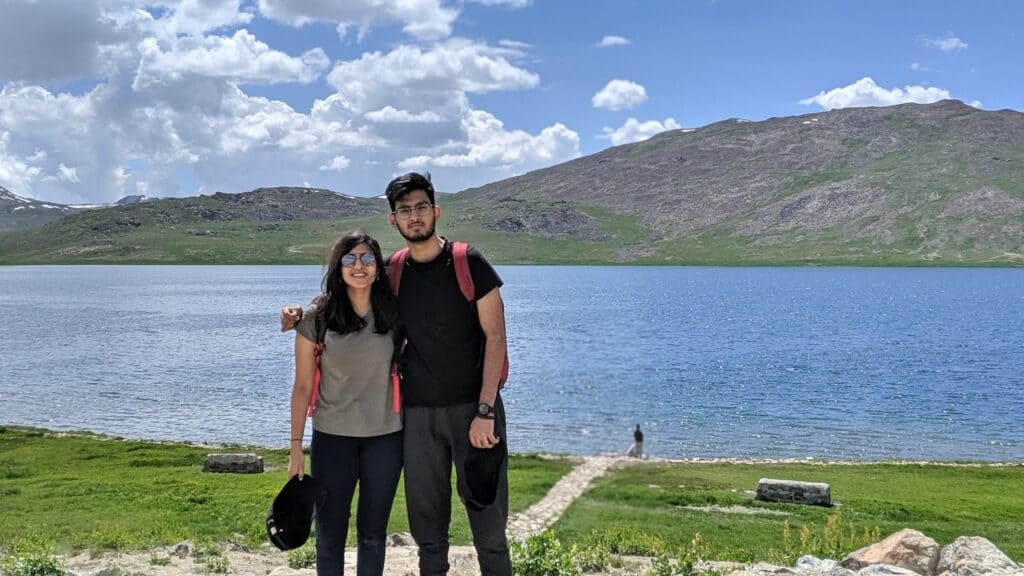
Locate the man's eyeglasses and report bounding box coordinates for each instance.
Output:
[393,202,434,220]
[341,253,377,267]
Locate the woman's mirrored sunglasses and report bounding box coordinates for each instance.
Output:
[341,253,377,267]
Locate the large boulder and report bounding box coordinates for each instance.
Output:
[756,479,831,506]
[203,453,264,473]
[843,529,940,575]
[936,536,1022,576]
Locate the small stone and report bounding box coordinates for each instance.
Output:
[387,532,416,547]
[167,540,194,558]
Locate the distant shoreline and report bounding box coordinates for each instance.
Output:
[8,425,1023,466]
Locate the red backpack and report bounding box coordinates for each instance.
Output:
[388,241,510,388]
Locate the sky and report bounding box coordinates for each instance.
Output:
[1,0,1021,204]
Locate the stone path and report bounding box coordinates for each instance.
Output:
[507,455,623,541]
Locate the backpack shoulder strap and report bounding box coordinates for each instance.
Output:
[451,241,475,302]
[389,248,410,296]
[452,241,508,386]
[314,309,327,345]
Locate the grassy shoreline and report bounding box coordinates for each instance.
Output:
[2,425,1022,565]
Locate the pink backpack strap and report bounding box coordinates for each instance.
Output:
[453,241,509,387]
[451,241,475,302]
[388,248,409,296]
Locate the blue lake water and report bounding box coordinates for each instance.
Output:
[1,265,1022,461]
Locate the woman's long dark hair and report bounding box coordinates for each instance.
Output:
[313,230,397,335]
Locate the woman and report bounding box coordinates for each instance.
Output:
[288,230,402,576]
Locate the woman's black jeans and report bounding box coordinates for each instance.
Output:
[310,429,403,576]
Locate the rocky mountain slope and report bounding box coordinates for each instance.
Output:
[1,100,1021,264]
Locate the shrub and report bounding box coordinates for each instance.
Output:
[287,544,317,569]
[588,525,665,556]
[0,536,65,576]
[511,531,585,576]
[204,556,230,573]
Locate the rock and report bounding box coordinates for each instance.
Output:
[167,540,193,558]
[843,529,940,575]
[756,478,831,506]
[700,560,749,574]
[857,565,922,576]
[387,532,416,547]
[936,536,1021,576]
[796,555,856,576]
[71,567,124,576]
[729,562,800,575]
[203,453,264,473]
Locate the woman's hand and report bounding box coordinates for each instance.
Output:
[288,445,306,479]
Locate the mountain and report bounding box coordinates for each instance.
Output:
[0,187,387,263]
[1,100,1022,265]
[446,99,1024,264]
[0,186,81,231]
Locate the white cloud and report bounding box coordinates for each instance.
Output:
[398,109,579,183]
[969,100,983,108]
[592,79,647,111]
[498,39,533,50]
[910,62,920,71]
[600,117,681,146]
[326,39,539,112]
[319,156,351,171]
[0,0,119,82]
[0,131,43,195]
[164,0,253,36]
[923,33,968,54]
[0,2,578,202]
[596,35,630,47]
[134,30,329,88]
[57,163,81,183]
[365,107,443,123]
[799,77,951,110]
[256,0,458,40]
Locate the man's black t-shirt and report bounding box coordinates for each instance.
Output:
[393,239,503,407]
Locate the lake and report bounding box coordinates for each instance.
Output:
[1,265,1022,461]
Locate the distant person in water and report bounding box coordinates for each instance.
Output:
[286,230,403,576]
[627,424,644,458]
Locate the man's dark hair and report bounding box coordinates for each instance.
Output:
[385,172,435,211]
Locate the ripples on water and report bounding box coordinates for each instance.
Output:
[1,265,1022,460]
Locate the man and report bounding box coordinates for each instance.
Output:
[628,424,643,458]
[282,172,511,575]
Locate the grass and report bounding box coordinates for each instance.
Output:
[0,426,572,554]
[551,461,1024,564]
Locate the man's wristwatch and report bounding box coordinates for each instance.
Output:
[476,402,495,420]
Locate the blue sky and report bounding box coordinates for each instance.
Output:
[1,0,1020,204]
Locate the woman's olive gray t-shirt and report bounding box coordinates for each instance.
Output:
[297,305,402,437]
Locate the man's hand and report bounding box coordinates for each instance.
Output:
[280,305,303,332]
[469,417,500,449]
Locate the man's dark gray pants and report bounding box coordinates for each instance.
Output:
[403,397,511,576]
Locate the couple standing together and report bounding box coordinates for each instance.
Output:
[282,172,511,576]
